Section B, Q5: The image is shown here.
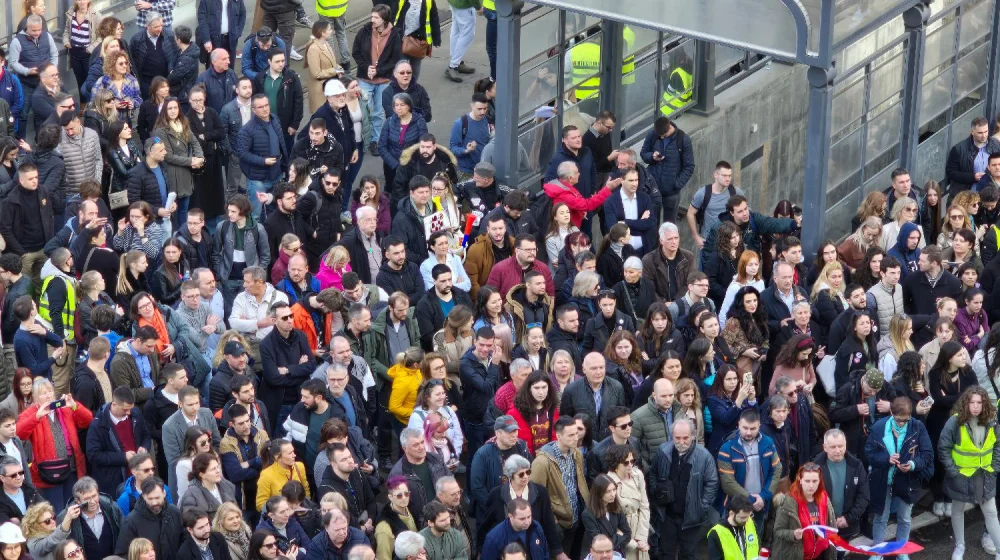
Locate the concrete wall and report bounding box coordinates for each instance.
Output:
[644,61,811,247]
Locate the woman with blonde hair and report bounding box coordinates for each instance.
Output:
[22,501,79,560]
[213,503,252,560]
[127,538,154,560]
[719,249,765,327]
[419,352,461,410]
[112,249,150,310]
[429,172,464,252]
[810,260,849,329]
[432,305,474,377]
[877,313,915,380]
[880,197,925,252]
[939,205,975,250]
[152,97,205,227]
[317,245,351,290]
[837,216,882,270]
[83,88,118,153]
[852,190,887,232]
[674,378,705,443]
[93,52,141,122]
[387,347,425,432]
[953,190,984,236]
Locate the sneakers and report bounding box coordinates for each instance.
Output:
[985,533,998,554]
[340,211,352,225]
[296,13,313,27]
[444,67,464,82]
[368,142,379,157]
[289,47,304,61]
[933,502,946,516]
[456,61,475,74]
[946,502,954,516]
[952,544,965,560]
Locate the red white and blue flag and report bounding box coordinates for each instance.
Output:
[803,525,925,556]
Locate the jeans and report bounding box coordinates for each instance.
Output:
[18,84,35,139]
[276,403,294,436]
[247,179,276,218]
[173,195,191,232]
[323,14,352,68]
[195,368,212,403]
[221,278,242,322]
[359,81,390,145]
[40,477,76,509]
[484,9,497,79]
[226,153,245,202]
[449,7,477,68]
[873,492,912,550]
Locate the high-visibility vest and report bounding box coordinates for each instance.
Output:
[39,274,75,343]
[316,0,348,18]
[952,420,997,477]
[707,517,759,560]
[393,0,433,45]
[621,26,636,85]
[482,0,495,10]
[570,42,601,100]
[660,67,693,116]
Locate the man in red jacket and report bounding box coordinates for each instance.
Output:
[543,161,622,228]
[486,234,555,303]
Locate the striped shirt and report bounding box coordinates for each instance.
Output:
[69,18,91,48]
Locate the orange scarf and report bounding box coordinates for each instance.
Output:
[138,309,170,355]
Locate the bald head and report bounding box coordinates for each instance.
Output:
[653,378,675,412]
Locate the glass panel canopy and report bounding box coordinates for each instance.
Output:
[523,0,801,59]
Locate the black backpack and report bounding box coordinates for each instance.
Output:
[694,184,737,229]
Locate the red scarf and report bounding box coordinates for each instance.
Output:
[796,492,831,559]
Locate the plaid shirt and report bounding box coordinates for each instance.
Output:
[136,0,176,28]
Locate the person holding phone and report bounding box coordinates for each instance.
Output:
[15,380,93,513]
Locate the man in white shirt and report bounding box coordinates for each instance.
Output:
[229,266,289,366]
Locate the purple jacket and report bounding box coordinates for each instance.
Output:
[954,306,990,354]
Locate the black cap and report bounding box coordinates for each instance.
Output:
[224,341,247,356]
[256,27,273,40]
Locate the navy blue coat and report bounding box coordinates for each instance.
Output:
[481,519,549,560]
[234,115,290,181]
[196,67,238,115]
[543,144,598,197]
[298,102,357,161]
[640,127,695,197]
[378,112,428,169]
[85,405,154,495]
[128,30,179,82]
[168,45,201,106]
[468,438,531,521]
[196,0,247,56]
[865,416,934,513]
[603,188,657,255]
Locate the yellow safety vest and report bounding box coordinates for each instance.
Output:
[952,420,997,477]
[393,0,434,45]
[707,517,759,560]
[621,26,636,85]
[570,42,601,100]
[316,0,348,18]
[38,274,75,343]
[660,67,693,116]
[482,0,495,10]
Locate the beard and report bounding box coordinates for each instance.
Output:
[420,150,434,162]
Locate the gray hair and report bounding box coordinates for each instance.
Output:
[571,270,600,298]
[243,266,267,283]
[824,428,847,444]
[671,418,695,437]
[624,256,643,271]
[145,12,163,25]
[192,267,213,283]
[32,377,53,401]
[73,476,99,497]
[394,532,425,559]
[210,48,227,63]
[394,60,413,71]
[434,476,458,495]
[503,455,531,479]
[766,394,788,411]
[510,358,532,375]
[791,299,812,314]
[0,456,20,475]
[619,149,637,167]
[551,349,575,370]
[327,361,349,379]
[347,545,375,560]
[773,376,795,393]
[399,428,423,447]
[658,221,679,240]
[392,93,413,110]
[26,14,43,27]
[556,161,579,180]
[356,205,377,220]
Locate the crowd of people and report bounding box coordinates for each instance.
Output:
[3,0,1000,559]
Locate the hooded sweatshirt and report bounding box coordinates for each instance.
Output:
[887,221,921,279]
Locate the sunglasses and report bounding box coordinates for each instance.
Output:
[66,549,83,559]
[262,542,277,550]
[615,421,634,430]
[392,491,411,498]
[1,470,24,478]
[41,517,55,525]
[516,470,532,478]
[800,463,822,472]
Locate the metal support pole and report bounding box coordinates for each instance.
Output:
[689,40,718,116]
[599,20,625,123]
[986,0,1000,124]
[494,0,523,188]
[899,3,929,171]
[801,64,837,256]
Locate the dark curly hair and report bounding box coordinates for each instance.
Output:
[513,371,558,422]
[729,286,768,346]
[602,443,636,472]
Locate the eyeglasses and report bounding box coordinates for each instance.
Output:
[397,71,412,75]
[1,470,24,478]
[950,215,964,220]
[392,491,411,498]
[41,517,55,525]
[66,548,83,559]
[615,421,633,430]
[516,470,532,478]
[782,391,796,398]
[323,180,341,187]
[621,459,635,466]
[277,314,293,321]
[262,542,278,550]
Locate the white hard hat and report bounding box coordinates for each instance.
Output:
[324,79,347,97]
[0,522,25,544]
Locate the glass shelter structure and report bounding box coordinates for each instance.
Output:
[491,0,1000,250]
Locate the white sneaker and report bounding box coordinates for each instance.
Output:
[290,47,304,61]
[953,544,966,560]
[934,502,946,516]
[985,533,998,554]
[946,502,954,516]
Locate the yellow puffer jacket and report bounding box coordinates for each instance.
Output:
[388,364,423,424]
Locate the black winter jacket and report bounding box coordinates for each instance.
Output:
[175,531,233,560]
[251,68,304,134]
[813,451,870,540]
[613,278,659,327]
[381,79,433,123]
[458,345,500,421]
[291,134,345,185]
[128,30,179,81]
[114,499,184,559]
[375,260,423,306]
[392,197,431,267]
[196,0,247,57]
[298,102,356,162]
[195,67,238,115]
[902,269,963,316]
[829,371,898,461]
[32,148,67,214]
[415,287,474,351]
[639,126,694,197]
[351,24,402,81]
[546,325,582,376]
[127,161,171,217]
[72,362,108,415]
[336,228,382,284]
[0,184,55,255]
[86,404,153,495]
[560,377,628,442]
[581,311,635,355]
[0,483,39,524]
[258,329,314,430]
[168,45,201,105]
[946,135,1000,193]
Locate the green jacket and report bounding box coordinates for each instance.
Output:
[447,0,481,9]
[370,305,421,382]
[340,326,390,389]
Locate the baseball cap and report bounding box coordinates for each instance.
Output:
[256,27,273,40]
[224,341,247,356]
[494,415,518,433]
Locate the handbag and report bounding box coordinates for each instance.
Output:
[109,189,129,209]
[402,35,432,59]
[37,457,72,485]
[816,354,837,397]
